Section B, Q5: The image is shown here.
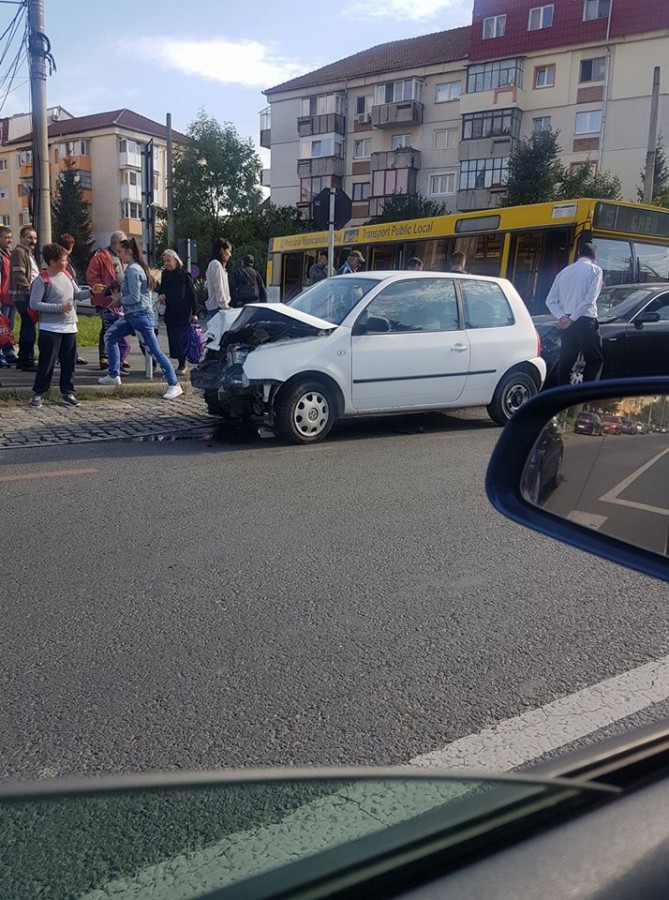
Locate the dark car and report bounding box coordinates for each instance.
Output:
[574,411,603,435]
[621,418,638,434]
[535,283,669,386]
[521,415,564,503]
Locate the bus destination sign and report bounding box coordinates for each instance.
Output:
[594,202,669,238]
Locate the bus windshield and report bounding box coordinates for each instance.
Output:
[289,277,381,325]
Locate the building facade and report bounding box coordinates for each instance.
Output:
[261,0,669,222]
[0,108,186,249]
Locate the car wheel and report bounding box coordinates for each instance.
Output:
[547,448,564,490]
[276,380,336,444]
[487,371,538,426]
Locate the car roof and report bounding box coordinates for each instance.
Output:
[337,271,507,283]
[600,282,669,291]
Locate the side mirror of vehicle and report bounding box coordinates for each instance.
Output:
[352,315,390,335]
[486,379,669,583]
[634,310,661,328]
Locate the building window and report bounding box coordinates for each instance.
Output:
[300,135,343,159]
[528,5,554,30]
[462,108,521,140]
[121,201,142,219]
[300,176,339,203]
[575,110,602,134]
[374,79,423,105]
[119,139,143,155]
[532,116,552,132]
[0,159,8,171]
[123,170,139,186]
[434,128,458,150]
[429,173,456,195]
[59,140,91,157]
[353,139,371,159]
[534,65,556,88]
[391,134,411,150]
[0,188,7,200]
[352,182,371,202]
[483,14,506,38]
[17,150,32,165]
[580,57,606,82]
[372,169,411,196]
[71,170,92,190]
[259,107,271,131]
[355,96,371,115]
[301,93,345,117]
[435,81,461,102]
[459,158,509,190]
[583,0,610,20]
[0,215,9,226]
[467,59,524,93]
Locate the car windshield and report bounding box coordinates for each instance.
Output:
[288,277,380,325]
[596,287,655,319]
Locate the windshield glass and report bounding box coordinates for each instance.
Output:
[1,775,583,899]
[288,277,380,325]
[596,286,654,319]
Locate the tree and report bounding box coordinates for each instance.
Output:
[637,139,669,207]
[502,128,622,205]
[172,109,263,256]
[50,159,95,276]
[501,129,563,206]
[365,192,449,224]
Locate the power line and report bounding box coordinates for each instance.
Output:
[0,0,28,114]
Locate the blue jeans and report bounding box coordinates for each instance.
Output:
[1,304,17,360]
[105,311,178,386]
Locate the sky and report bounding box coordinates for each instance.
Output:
[0,0,472,167]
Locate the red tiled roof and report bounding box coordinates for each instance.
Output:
[265,25,471,95]
[6,108,188,145]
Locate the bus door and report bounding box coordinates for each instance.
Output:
[509,232,543,312]
[282,252,305,302]
[370,244,399,271]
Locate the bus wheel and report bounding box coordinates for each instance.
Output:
[276,379,336,444]
[487,371,537,426]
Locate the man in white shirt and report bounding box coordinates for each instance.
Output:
[546,242,604,384]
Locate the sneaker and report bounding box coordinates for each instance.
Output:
[99,359,109,370]
[76,356,88,366]
[62,394,81,407]
[176,364,189,376]
[98,374,122,386]
[121,362,131,372]
[163,383,183,400]
[30,394,43,408]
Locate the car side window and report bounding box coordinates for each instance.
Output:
[646,293,669,321]
[361,278,459,333]
[461,280,515,329]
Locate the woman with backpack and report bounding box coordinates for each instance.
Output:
[28,242,91,408]
[230,254,267,307]
[157,248,198,375]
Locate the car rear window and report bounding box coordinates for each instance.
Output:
[461,281,515,329]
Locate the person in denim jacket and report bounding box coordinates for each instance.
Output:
[97,237,183,400]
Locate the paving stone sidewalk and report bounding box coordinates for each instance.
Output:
[0,394,217,449]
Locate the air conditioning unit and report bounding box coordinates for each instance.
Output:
[357,112,371,124]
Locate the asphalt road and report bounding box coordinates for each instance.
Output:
[1,409,669,784]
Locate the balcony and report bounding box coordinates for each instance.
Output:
[260,128,271,149]
[456,188,505,212]
[297,156,345,179]
[119,150,142,168]
[371,100,423,129]
[19,162,32,178]
[261,168,271,187]
[120,183,142,202]
[59,154,92,172]
[297,113,346,138]
[370,148,421,172]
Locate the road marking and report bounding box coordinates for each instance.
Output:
[410,653,669,772]
[568,510,608,530]
[0,467,98,483]
[599,447,669,517]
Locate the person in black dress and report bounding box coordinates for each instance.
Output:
[157,248,198,375]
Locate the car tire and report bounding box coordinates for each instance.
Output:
[487,371,538,426]
[276,379,336,444]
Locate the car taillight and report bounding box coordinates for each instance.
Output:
[535,328,542,358]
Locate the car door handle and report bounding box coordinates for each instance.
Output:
[450,343,468,352]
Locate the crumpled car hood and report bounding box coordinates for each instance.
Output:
[220,303,336,349]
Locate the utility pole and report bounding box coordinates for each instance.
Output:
[643,67,661,205]
[28,0,51,247]
[166,113,175,248]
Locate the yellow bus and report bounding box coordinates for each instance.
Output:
[266,198,669,314]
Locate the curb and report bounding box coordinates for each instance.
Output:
[0,383,194,401]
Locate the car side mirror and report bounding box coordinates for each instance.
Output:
[486,380,669,583]
[634,310,661,328]
[353,315,390,335]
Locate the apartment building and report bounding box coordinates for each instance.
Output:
[0,108,186,248]
[261,0,669,221]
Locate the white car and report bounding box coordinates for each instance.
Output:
[192,272,546,443]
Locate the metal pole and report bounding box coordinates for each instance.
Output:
[327,188,336,276]
[166,113,175,248]
[28,0,51,248]
[643,67,661,205]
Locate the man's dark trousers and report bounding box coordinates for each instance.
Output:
[558,315,604,384]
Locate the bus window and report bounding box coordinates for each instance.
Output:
[403,239,450,271]
[593,238,633,286]
[370,245,398,270]
[456,233,503,277]
[634,242,669,282]
[283,252,305,302]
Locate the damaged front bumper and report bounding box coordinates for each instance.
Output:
[191,348,274,422]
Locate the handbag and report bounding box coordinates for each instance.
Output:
[0,313,13,346]
[186,322,208,364]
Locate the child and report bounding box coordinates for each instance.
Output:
[101,281,132,374]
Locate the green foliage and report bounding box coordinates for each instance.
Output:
[637,139,669,207]
[171,109,264,255]
[50,159,95,277]
[502,128,622,206]
[365,192,449,224]
[501,130,564,206]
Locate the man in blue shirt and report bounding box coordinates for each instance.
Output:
[337,250,365,275]
[546,242,604,384]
